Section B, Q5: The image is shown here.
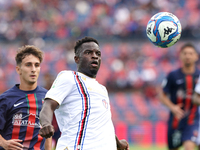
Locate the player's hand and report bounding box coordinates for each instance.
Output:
[117,139,129,150]
[2,139,23,150]
[39,124,55,139]
[192,93,200,105]
[171,103,184,120]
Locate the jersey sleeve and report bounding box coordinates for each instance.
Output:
[195,75,200,94]
[0,96,7,131]
[45,71,74,105]
[162,72,172,94]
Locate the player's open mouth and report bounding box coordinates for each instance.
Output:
[91,61,98,67]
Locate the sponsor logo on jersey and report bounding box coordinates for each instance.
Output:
[87,86,107,97]
[12,113,41,128]
[177,89,193,99]
[81,76,86,81]
[102,99,108,109]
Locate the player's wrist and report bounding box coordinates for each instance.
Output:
[0,138,6,149]
[40,123,52,128]
[40,118,52,127]
[169,104,176,113]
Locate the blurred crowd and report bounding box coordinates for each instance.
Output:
[0,0,200,43]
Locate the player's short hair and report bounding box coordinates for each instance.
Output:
[15,45,43,65]
[74,37,99,56]
[179,43,198,54]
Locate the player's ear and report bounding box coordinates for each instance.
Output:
[74,56,79,64]
[16,65,21,75]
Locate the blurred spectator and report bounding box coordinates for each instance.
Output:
[0,0,199,42]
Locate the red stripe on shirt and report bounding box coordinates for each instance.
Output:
[23,94,37,149]
[185,75,192,111]
[74,72,88,150]
[188,106,197,125]
[33,134,43,150]
[172,96,182,129]
[185,75,196,125]
[11,115,22,139]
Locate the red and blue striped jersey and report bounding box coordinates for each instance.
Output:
[0,84,47,150]
[162,68,200,129]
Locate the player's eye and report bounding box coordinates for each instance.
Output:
[85,51,91,54]
[97,52,101,56]
[35,64,40,67]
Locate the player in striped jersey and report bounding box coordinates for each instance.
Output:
[159,43,200,150]
[39,37,129,150]
[0,45,51,150]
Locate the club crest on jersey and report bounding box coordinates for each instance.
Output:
[102,99,108,109]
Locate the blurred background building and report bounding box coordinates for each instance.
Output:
[1,0,200,148]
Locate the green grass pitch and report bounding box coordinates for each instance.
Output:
[129,145,198,150]
[130,145,167,150]
[52,144,198,150]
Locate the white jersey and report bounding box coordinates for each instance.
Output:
[45,70,117,150]
[195,76,200,94]
[195,76,200,145]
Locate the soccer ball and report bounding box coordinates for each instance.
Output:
[146,12,181,48]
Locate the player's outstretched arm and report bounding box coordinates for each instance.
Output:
[39,98,58,139]
[115,135,129,150]
[0,135,23,150]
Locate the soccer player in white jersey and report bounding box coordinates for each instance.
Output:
[193,77,200,150]
[39,37,129,150]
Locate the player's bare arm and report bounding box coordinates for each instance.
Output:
[158,89,184,120]
[0,135,23,150]
[115,135,129,150]
[192,92,200,105]
[44,137,52,150]
[39,98,58,139]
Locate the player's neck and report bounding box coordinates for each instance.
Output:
[19,83,37,91]
[181,65,195,74]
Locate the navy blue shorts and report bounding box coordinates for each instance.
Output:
[167,123,198,149]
